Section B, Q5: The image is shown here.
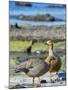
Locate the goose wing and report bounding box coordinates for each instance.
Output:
[15,58,40,73]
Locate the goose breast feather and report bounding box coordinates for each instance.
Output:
[28,61,50,77]
[49,54,61,72]
[15,58,50,77]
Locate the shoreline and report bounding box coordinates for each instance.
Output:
[10,14,64,22]
[9,24,66,41]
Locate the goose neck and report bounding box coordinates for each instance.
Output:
[48,46,53,56]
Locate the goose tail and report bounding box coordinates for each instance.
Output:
[15,68,29,74]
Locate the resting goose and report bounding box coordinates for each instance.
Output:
[15,56,50,87]
[45,40,61,82]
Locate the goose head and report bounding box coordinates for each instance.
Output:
[46,40,53,50]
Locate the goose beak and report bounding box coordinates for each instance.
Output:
[45,40,52,45]
[46,40,50,44]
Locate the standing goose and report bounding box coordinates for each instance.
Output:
[15,56,50,87]
[45,40,61,81]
